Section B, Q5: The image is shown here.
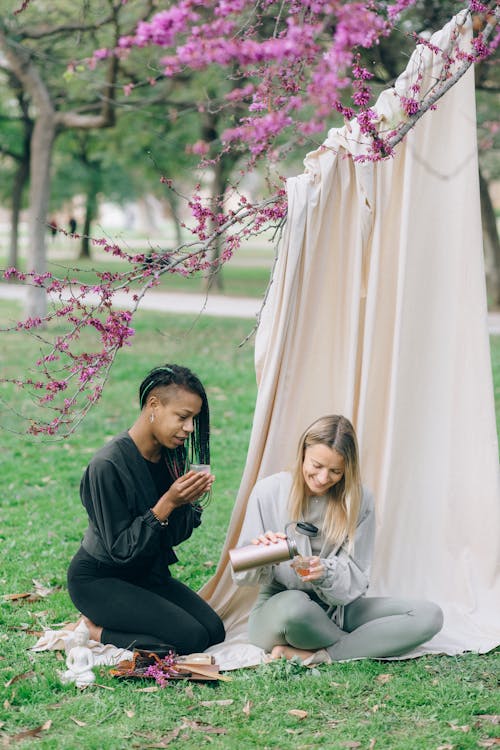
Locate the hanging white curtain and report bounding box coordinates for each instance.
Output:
[203,11,500,667]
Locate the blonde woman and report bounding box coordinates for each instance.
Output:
[232,415,443,663]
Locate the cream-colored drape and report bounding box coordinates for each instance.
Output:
[203,11,500,664]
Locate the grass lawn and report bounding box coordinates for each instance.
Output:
[0,245,274,300]
[0,300,499,750]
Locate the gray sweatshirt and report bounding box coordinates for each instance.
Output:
[231,472,375,611]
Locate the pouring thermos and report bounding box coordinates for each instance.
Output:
[229,537,293,571]
[229,521,318,572]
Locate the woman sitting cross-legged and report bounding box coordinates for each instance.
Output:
[232,414,443,663]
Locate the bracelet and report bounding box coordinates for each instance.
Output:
[150,508,169,527]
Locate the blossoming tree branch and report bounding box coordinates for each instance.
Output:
[1,0,498,437]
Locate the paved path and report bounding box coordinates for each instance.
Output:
[0,283,262,319]
[1,283,499,332]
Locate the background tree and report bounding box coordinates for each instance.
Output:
[1,0,498,436]
[475,49,500,304]
[51,129,140,259]
[0,70,32,268]
[0,0,162,319]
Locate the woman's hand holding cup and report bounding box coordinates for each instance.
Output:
[166,469,214,507]
[291,555,324,581]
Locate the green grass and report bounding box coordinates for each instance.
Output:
[44,256,272,299]
[0,300,499,750]
[491,335,500,433]
[0,246,274,300]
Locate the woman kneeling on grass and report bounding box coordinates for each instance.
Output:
[232,415,443,663]
[67,364,225,655]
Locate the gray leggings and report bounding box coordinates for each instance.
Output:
[248,590,443,660]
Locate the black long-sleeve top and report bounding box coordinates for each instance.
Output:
[80,431,201,579]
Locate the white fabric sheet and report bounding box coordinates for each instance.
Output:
[203,11,500,668]
[31,627,133,665]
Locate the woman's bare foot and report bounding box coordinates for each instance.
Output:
[82,616,103,643]
[63,619,80,632]
[270,645,316,662]
[62,615,103,642]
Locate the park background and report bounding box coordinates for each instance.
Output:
[0,236,498,750]
[1,0,499,748]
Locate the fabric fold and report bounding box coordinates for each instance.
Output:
[202,11,500,661]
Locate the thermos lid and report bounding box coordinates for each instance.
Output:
[296,521,319,537]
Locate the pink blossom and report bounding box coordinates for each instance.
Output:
[188,140,210,155]
[6,0,497,439]
[225,83,255,101]
[4,267,26,281]
[18,316,43,330]
[387,0,418,20]
[400,96,420,116]
[468,1,490,12]
[93,48,110,60]
[353,86,371,107]
[472,33,492,60]
[32,272,51,286]
[135,4,200,47]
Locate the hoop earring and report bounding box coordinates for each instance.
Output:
[149,413,154,423]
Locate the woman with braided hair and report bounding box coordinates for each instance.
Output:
[67,364,225,655]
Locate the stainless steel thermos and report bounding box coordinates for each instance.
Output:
[229,537,296,572]
[229,521,318,572]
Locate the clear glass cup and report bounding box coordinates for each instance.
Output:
[190,463,211,473]
[291,555,311,578]
[189,464,212,508]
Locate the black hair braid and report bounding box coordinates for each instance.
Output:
[138,364,210,479]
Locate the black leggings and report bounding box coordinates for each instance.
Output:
[67,547,225,655]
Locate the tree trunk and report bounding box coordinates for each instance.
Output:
[25,113,56,320]
[479,167,500,307]
[79,206,92,259]
[8,103,31,271]
[79,175,99,259]
[8,156,29,270]
[0,15,117,318]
